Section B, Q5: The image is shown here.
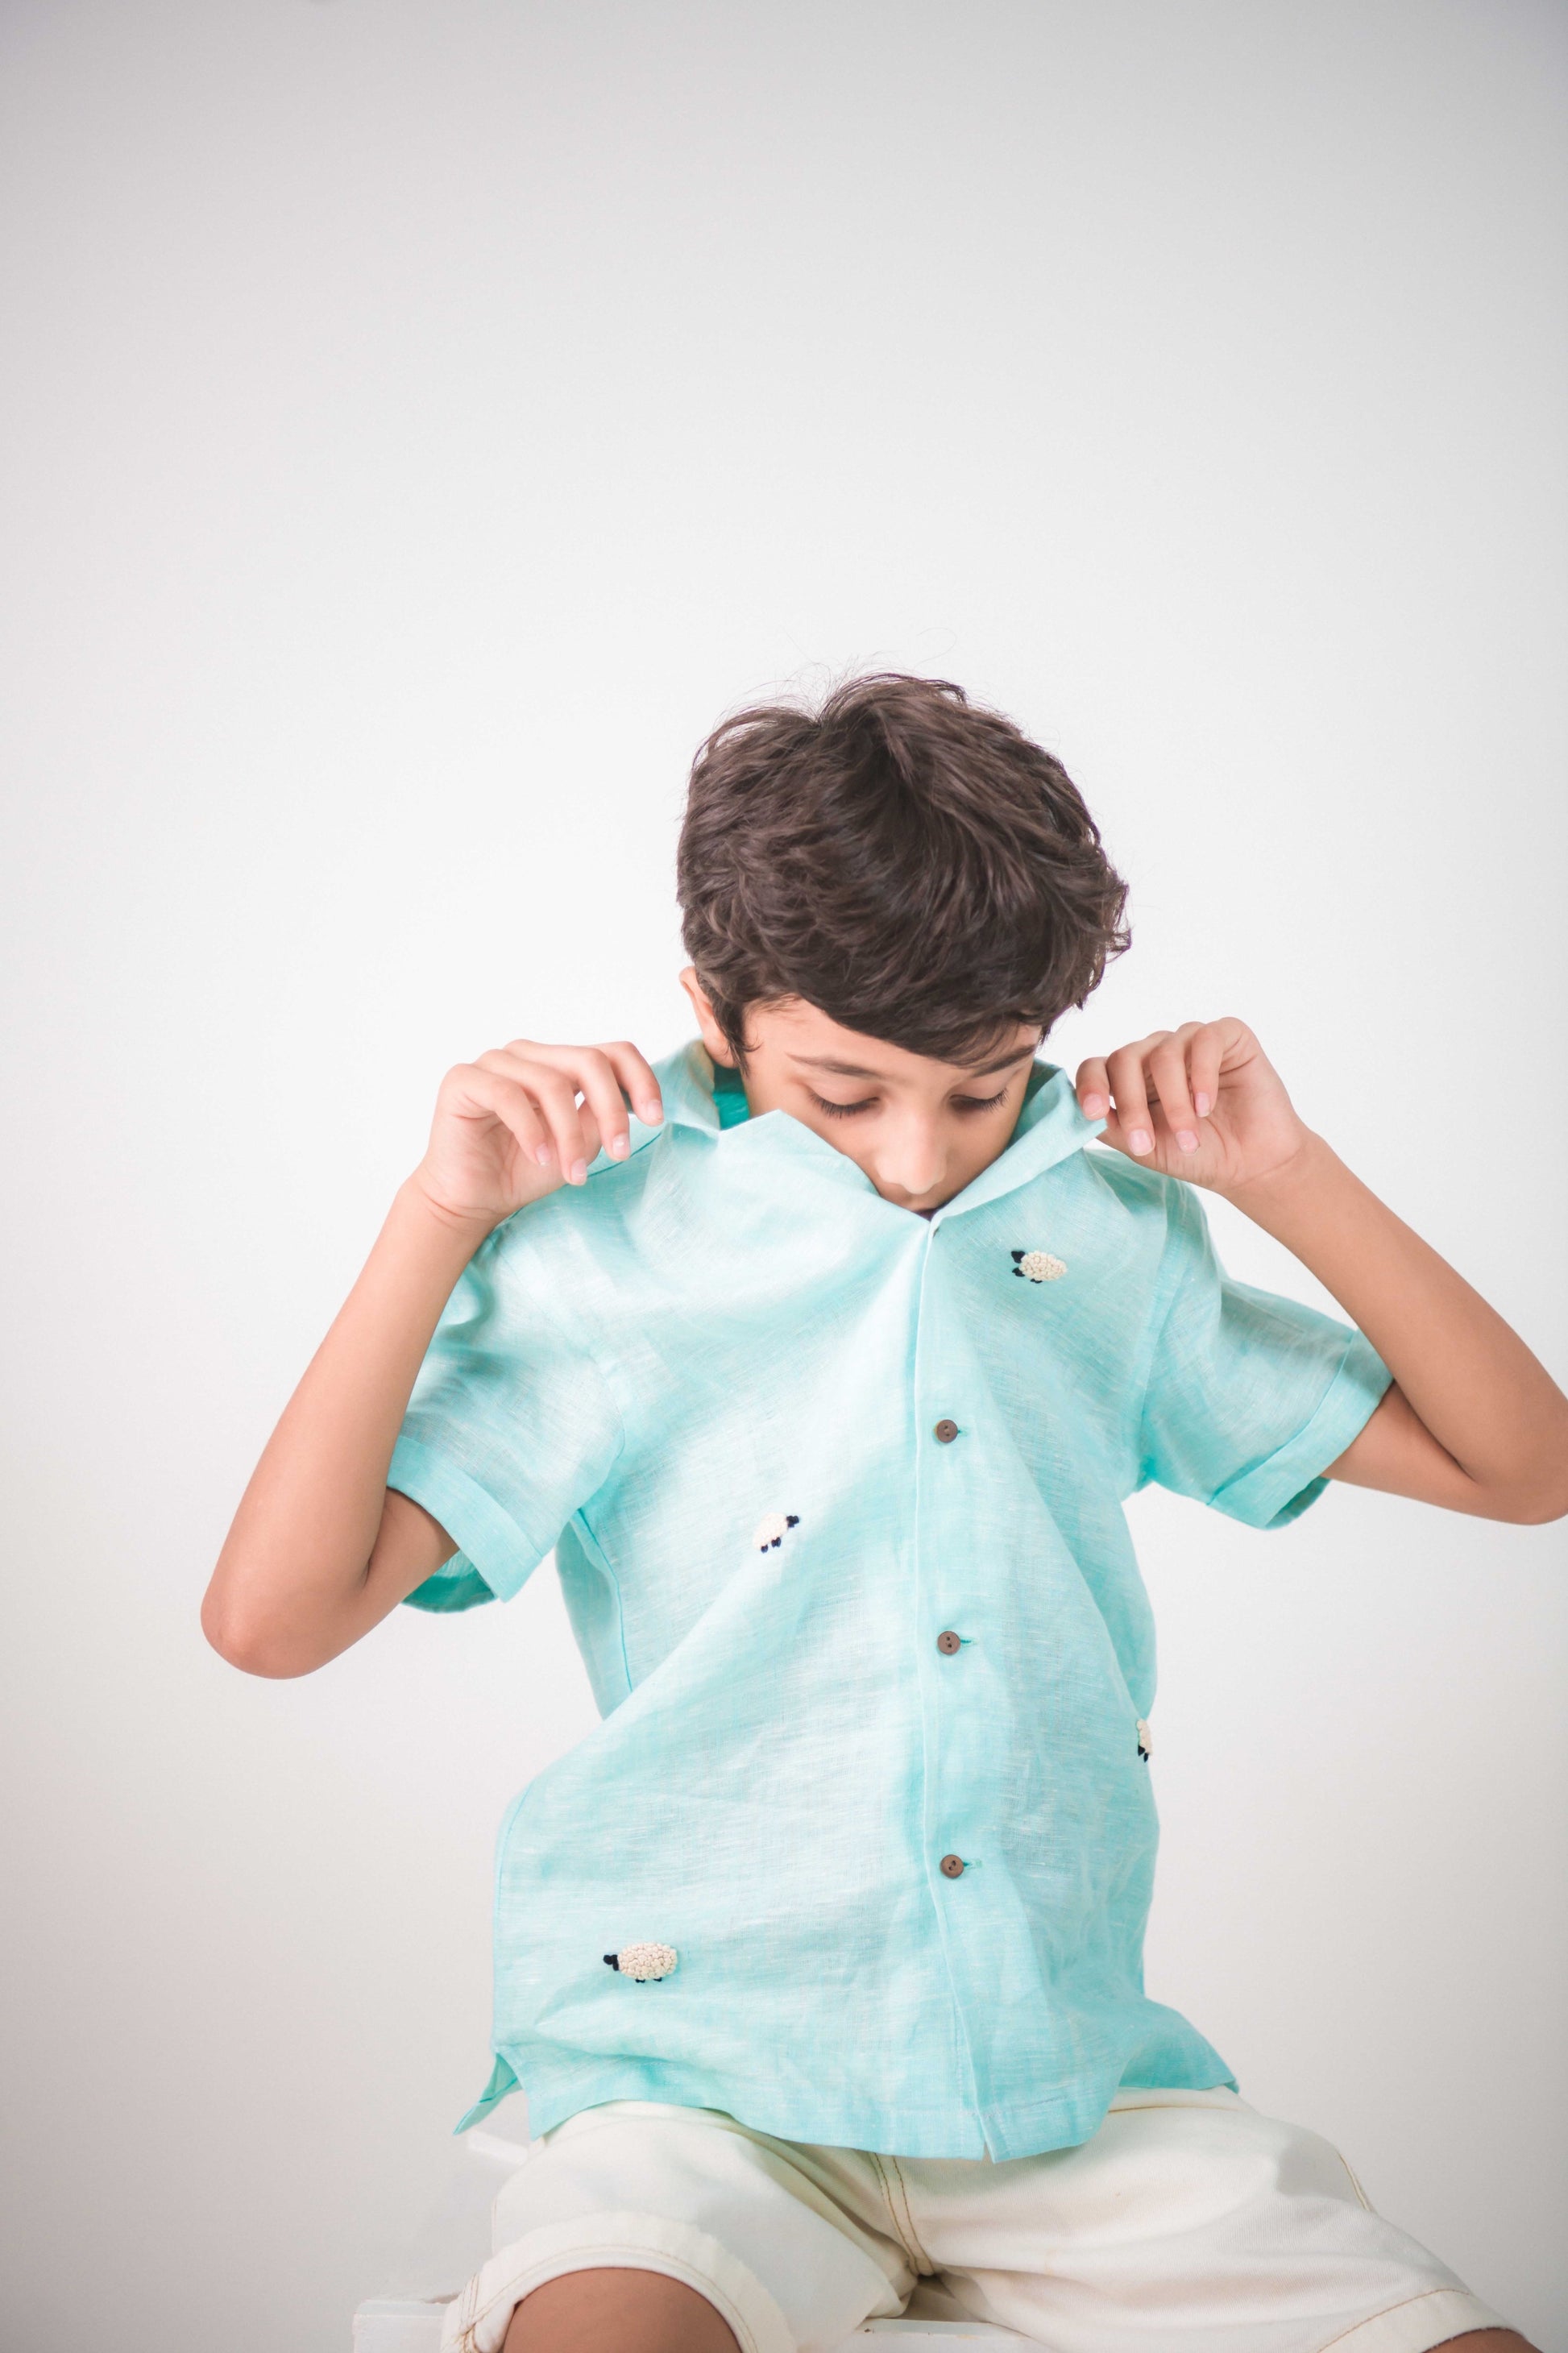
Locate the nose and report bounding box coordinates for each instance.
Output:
[869,1113,948,1206]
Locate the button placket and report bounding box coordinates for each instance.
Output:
[914,1241,993,2073]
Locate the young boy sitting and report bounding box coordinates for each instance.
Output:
[205,674,1562,2353]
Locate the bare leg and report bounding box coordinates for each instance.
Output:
[501,2265,741,2353]
[1435,2335,1538,2351]
[496,2278,1535,2353]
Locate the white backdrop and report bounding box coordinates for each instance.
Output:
[2,3,1565,2347]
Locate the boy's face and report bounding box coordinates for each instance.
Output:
[681,973,1042,1214]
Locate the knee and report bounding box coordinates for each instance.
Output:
[501,2264,740,2353]
[1433,2334,1541,2352]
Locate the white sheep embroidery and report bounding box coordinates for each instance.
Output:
[1136,1719,1152,1761]
[1012,1248,1067,1283]
[753,1511,800,1552]
[604,1941,678,1981]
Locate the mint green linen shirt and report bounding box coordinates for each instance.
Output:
[389,1043,1391,2160]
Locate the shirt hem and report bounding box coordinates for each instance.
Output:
[493,2050,1242,2162]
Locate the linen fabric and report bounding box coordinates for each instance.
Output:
[388,1044,1392,2159]
[438,2092,1504,2353]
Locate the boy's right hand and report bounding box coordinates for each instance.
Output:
[410,1039,664,1232]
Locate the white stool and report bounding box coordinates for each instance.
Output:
[353,2309,1036,2351]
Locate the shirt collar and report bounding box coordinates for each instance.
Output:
[637,1040,1105,1218]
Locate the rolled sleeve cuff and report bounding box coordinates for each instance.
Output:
[388,1435,548,1604]
[1209,1332,1394,1531]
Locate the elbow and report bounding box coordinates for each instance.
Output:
[1456,1405,1568,1525]
[201,1586,328,1679]
[1475,1458,1568,1525]
[1505,1401,1568,1522]
[1498,1481,1568,1527]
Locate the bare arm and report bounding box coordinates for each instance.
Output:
[203,1182,491,1676]
[1076,1019,1568,1526]
[1231,1139,1567,1521]
[203,1038,662,1679]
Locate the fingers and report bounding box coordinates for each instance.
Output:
[599,1040,664,1130]
[1084,1060,1154,1155]
[479,1052,595,1181]
[1147,1031,1201,1154]
[1184,1023,1225,1124]
[477,1040,662,1185]
[1076,1057,1110,1122]
[552,1048,626,1172]
[1104,1040,1158,1158]
[446,1067,552,1169]
[1080,1024,1222,1160]
[507,1039,662,1131]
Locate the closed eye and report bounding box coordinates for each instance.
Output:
[809,1084,1014,1118]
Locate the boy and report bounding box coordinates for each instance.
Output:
[206,675,1562,2353]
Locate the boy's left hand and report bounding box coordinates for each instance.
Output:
[1076,1018,1314,1197]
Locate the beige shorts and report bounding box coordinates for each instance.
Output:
[438,2088,1506,2353]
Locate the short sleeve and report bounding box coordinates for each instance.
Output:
[388,1224,623,1610]
[1138,1183,1392,1530]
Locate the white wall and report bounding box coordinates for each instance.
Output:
[2,2,1564,2346]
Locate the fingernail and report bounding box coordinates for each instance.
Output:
[639,1098,663,1124]
[536,1143,553,1167]
[569,1158,587,1185]
[1176,1130,1199,1152]
[1128,1129,1153,1155]
[1081,1093,1107,1117]
[609,1134,629,1159]
[1194,1093,1211,1117]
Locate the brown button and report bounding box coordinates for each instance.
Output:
[936,1629,962,1655]
[933,1418,960,1444]
[940,1853,966,1878]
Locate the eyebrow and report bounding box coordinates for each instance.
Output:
[790,1048,1036,1083]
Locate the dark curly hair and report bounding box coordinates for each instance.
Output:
[677,672,1129,1064]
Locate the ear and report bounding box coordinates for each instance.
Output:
[679,967,736,1066]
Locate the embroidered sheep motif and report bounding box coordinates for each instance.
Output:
[1136,1719,1152,1761]
[603,1941,678,1981]
[753,1512,800,1552]
[1012,1248,1067,1283]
